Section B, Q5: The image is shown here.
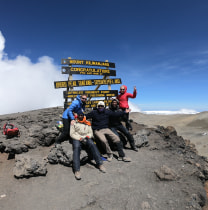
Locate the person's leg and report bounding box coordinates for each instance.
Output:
[85,138,103,166]
[94,129,112,155]
[110,127,120,136]
[72,139,81,172]
[117,125,138,151]
[105,128,126,157]
[125,112,132,131]
[55,118,71,144]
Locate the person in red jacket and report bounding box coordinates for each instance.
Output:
[117,85,137,130]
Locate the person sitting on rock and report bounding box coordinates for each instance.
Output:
[55,94,87,145]
[70,110,106,180]
[117,85,137,131]
[86,101,131,162]
[109,99,138,152]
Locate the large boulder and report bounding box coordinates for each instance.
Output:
[47,141,88,167]
[14,154,47,178]
[3,139,28,154]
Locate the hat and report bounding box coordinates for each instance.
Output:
[77,110,84,115]
[97,101,105,107]
[112,98,119,104]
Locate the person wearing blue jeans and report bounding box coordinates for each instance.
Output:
[70,110,106,180]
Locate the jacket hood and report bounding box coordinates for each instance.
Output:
[119,85,127,94]
[76,95,82,103]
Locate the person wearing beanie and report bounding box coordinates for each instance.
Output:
[109,99,138,152]
[70,111,106,180]
[55,94,87,145]
[86,101,131,162]
[117,85,137,130]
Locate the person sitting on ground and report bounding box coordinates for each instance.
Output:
[86,101,131,162]
[109,99,138,152]
[70,110,106,180]
[117,85,137,131]
[55,94,87,145]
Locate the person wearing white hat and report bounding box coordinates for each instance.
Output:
[86,101,131,162]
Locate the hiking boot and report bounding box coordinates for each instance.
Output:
[99,165,106,173]
[132,147,138,152]
[118,156,131,162]
[107,153,113,162]
[74,171,81,180]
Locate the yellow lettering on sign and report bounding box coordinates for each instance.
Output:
[72,81,77,86]
[115,79,120,84]
[86,80,92,86]
[56,82,67,88]
[69,60,84,65]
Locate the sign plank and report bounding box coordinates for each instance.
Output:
[61,67,116,76]
[61,59,115,68]
[63,90,118,98]
[65,100,112,108]
[54,78,121,89]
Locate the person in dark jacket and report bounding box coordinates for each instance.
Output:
[86,101,131,162]
[109,99,138,152]
[55,94,87,144]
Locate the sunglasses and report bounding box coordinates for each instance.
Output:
[120,89,125,90]
[98,105,104,107]
[81,98,87,100]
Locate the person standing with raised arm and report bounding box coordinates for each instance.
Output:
[117,85,137,130]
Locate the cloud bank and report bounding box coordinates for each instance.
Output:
[0,31,65,115]
[142,109,198,115]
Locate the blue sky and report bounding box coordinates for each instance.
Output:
[0,0,208,114]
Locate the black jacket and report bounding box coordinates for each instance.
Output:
[109,106,124,127]
[86,109,124,130]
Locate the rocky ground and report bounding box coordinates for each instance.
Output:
[0,107,208,210]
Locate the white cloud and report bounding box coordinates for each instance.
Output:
[142,109,198,115]
[0,31,6,60]
[0,31,66,115]
[128,101,141,112]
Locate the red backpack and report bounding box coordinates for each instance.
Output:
[3,123,20,137]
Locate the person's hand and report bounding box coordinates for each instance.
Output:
[125,108,131,113]
[134,86,137,91]
[71,120,75,125]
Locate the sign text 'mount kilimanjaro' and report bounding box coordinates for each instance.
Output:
[61,67,116,76]
[54,78,121,88]
[63,90,118,98]
[61,59,115,68]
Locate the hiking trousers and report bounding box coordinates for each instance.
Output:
[72,138,103,172]
[110,125,136,149]
[94,128,125,157]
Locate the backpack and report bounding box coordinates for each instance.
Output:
[3,123,20,138]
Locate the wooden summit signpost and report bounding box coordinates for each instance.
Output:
[54,58,121,109]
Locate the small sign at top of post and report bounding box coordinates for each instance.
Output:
[61,59,116,68]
